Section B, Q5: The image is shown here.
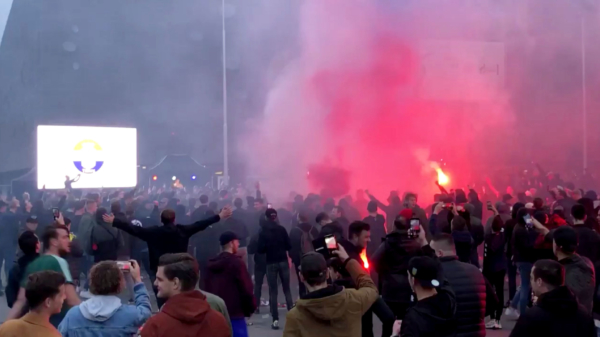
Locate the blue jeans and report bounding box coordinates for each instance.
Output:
[231,318,249,337]
[516,262,533,314]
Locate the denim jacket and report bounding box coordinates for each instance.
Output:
[58,282,151,337]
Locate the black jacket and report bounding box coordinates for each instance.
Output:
[289,222,319,266]
[363,214,386,257]
[0,210,21,246]
[400,286,457,337]
[247,229,266,270]
[113,214,221,273]
[483,231,507,273]
[560,254,595,315]
[371,230,434,311]
[512,225,540,263]
[509,286,595,337]
[257,219,291,265]
[438,256,486,337]
[571,224,600,266]
[6,253,38,308]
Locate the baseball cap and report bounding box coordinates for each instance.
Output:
[408,256,441,288]
[553,226,578,252]
[300,252,328,283]
[26,216,38,223]
[219,231,238,246]
[265,208,278,220]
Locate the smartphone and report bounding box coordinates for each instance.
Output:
[486,201,493,211]
[410,219,421,232]
[444,203,453,209]
[325,234,338,250]
[523,214,533,229]
[117,261,132,271]
[52,207,60,220]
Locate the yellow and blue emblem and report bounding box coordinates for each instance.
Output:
[73,140,104,174]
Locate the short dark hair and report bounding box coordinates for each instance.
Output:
[25,271,66,309]
[431,233,455,251]
[90,261,122,295]
[394,215,409,231]
[158,253,199,291]
[86,199,97,207]
[110,201,121,214]
[199,195,209,204]
[19,231,39,255]
[533,259,564,289]
[161,209,176,224]
[533,198,544,210]
[74,200,86,211]
[405,192,417,201]
[348,221,370,239]
[234,198,243,208]
[451,215,467,231]
[553,226,578,254]
[42,225,69,250]
[571,204,586,221]
[367,201,378,213]
[315,212,330,224]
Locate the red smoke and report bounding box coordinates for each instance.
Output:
[241,0,512,202]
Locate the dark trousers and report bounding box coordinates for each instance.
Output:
[254,265,266,308]
[484,269,506,320]
[385,300,410,320]
[363,297,395,337]
[294,263,307,298]
[507,262,517,303]
[266,261,294,321]
[0,246,15,289]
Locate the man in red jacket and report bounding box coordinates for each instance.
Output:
[206,231,257,337]
[140,253,230,337]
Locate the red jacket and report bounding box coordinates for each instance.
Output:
[141,291,231,337]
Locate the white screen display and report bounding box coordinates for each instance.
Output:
[37,125,137,189]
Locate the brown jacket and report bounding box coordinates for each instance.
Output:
[283,259,378,337]
[0,312,61,337]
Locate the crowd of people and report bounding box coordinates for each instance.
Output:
[0,170,600,337]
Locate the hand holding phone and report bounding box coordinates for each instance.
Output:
[117,261,132,272]
[486,201,493,211]
[332,242,349,263]
[523,214,533,229]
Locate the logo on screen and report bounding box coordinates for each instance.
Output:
[73,140,104,174]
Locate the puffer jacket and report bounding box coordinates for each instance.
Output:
[371,230,434,313]
[559,254,595,315]
[283,259,378,337]
[438,256,486,337]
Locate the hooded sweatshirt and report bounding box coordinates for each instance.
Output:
[400,287,457,337]
[283,259,378,337]
[205,252,256,319]
[510,286,596,337]
[58,282,152,337]
[140,291,231,337]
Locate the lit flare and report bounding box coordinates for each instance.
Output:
[360,250,369,269]
[437,168,449,186]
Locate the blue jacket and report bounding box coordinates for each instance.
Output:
[58,282,151,337]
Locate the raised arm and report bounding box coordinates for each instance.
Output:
[105,214,154,242]
[180,207,232,237]
[365,191,391,213]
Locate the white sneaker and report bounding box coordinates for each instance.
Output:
[271,320,279,330]
[505,307,520,320]
[79,290,92,299]
[485,320,502,329]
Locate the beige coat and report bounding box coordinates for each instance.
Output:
[0,312,62,337]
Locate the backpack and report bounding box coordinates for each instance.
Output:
[299,226,316,255]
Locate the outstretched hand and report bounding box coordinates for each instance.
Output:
[332,244,349,263]
[102,213,115,224]
[219,206,233,220]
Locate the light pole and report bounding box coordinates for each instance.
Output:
[581,15,587,174]
[221,0,229,187]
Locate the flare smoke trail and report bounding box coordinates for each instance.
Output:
[239,0,599,201]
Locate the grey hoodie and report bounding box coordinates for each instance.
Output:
[80,296,122,322]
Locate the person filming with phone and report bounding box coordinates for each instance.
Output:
[371,209,433,323]
[508,207,549,317]
[57,260,152,336]
[283,244,378,337]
